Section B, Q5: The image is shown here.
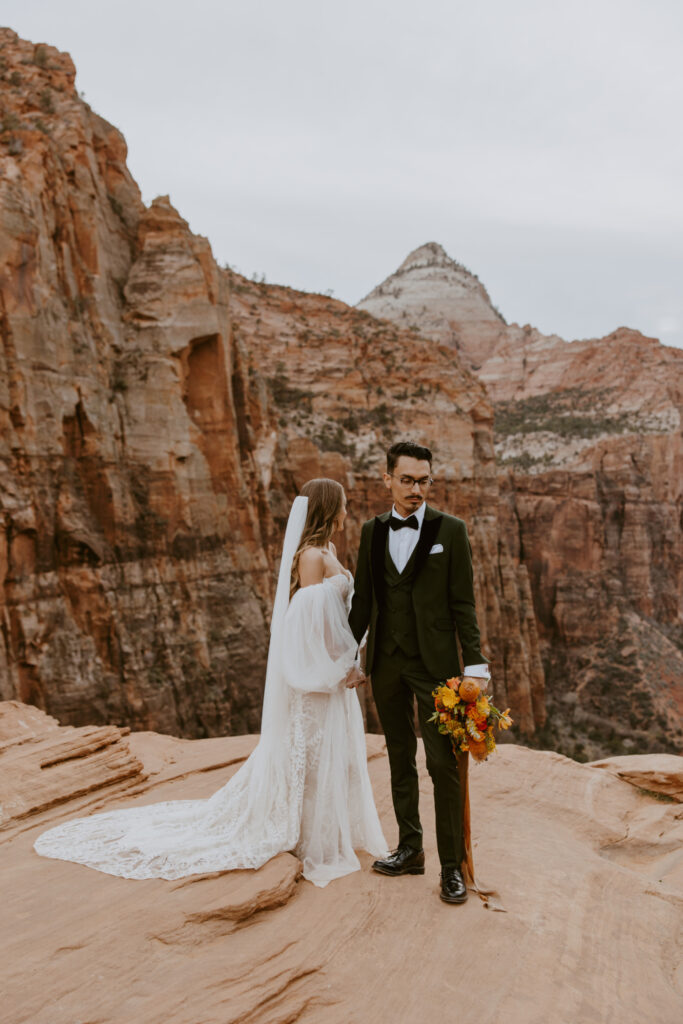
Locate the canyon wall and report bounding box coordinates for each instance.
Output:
[0,31,543,740]
[0,31,282,737]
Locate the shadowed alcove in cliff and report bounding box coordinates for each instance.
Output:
[177,333,238,496]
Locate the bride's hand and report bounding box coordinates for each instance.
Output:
[344,665,365,689]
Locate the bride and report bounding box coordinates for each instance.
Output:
[34,479,389,887]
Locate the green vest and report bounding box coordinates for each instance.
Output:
[376,537,420,658]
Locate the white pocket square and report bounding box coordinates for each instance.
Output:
[429,543,444,554]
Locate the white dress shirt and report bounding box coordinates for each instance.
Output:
[388,501,426,573]
[389,502,491,683]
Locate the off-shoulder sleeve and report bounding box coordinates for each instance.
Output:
[281,580,357,693]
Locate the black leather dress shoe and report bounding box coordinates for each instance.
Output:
[440,866,468,903]
[372,844,425,876]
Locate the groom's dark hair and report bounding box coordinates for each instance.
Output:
[386,440,433,474]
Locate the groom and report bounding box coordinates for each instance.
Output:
[349,440,490,904]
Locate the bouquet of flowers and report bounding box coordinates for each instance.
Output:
[429,675,512,761]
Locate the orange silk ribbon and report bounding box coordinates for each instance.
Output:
[458,751,506,912]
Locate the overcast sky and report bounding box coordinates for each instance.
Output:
[5,1,683,346]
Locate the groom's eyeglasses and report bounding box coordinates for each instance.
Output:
[391,474,433,490]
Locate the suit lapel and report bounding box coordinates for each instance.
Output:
[411,505,443,583]
[371,512,391,601]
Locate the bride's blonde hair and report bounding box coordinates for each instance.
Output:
[290,478,345,598]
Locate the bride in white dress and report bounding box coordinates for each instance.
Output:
[34,479,388,887]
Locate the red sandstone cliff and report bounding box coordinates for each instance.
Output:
[0,31,544,741]
[0,31,281,736]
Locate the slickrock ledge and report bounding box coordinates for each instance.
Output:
[589,753,683,802]
[2,702,682,1024]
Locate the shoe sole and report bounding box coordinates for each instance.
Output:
[372,864,425,876]
[439,891,468,903]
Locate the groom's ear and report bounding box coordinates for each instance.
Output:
[382,472,392,491]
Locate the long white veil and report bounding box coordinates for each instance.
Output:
[233,495,309,816]
[260,495,309,748]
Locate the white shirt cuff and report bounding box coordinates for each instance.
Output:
[463,664,491,679]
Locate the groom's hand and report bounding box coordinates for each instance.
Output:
[462,673,491,696]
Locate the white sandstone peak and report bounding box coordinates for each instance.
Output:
[396,241,460,274]
[357,241,506,367]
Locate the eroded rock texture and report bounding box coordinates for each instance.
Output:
[0,30,544,740]
[2,702,682,1024]
[0,31,280,737]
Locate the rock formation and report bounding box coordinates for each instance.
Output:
[358,241,507,368]
[359,244,683,759]
[2,701,682,1023]
[0,29,545,742]
[0,30,281,737]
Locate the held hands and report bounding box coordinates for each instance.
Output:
[344,665,366,689]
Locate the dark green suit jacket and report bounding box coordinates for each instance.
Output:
[348,505,488,680]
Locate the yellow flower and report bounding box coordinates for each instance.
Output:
[500,709,512,730]
[440,688,457,710]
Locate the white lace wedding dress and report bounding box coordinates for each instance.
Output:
[34,498,388,888]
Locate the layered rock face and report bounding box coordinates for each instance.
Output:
[0,31,544,740]
[3,701,682,1023]
[0,31,281,737]
[364,246,683,758]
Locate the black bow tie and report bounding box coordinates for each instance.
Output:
[389,515,419,531]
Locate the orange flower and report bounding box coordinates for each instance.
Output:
[468,738,488,761]
[459,678,480,702]
[446,677,459,689]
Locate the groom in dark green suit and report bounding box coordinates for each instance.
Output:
[349,440,490,903]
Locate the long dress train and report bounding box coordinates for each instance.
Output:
[34,559,388,887]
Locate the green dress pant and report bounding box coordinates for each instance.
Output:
[371,648,466,867]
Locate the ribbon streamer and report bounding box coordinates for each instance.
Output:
[459,751,506,912]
